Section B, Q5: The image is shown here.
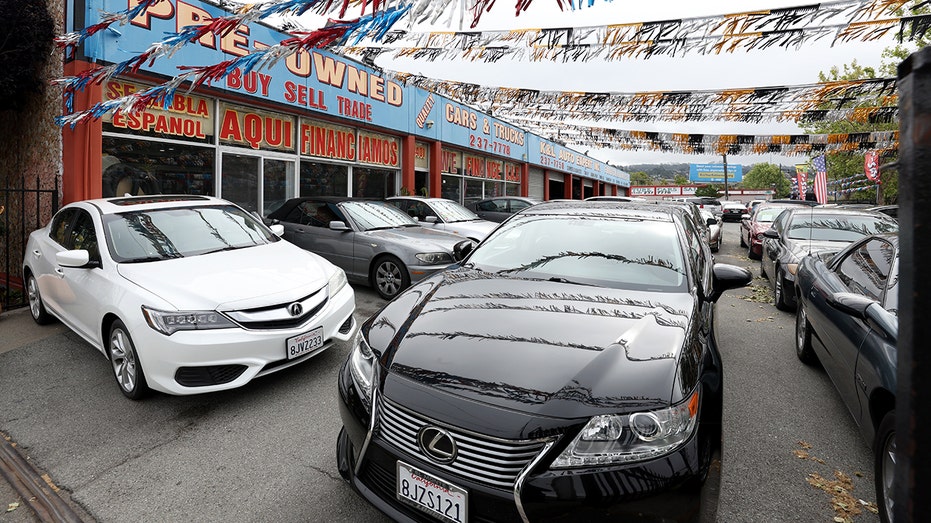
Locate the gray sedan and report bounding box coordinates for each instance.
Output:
[268,197,471,299]
[385,196,498,242]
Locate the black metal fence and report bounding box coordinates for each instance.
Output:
[1,176,59,312]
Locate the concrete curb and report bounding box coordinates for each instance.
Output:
[0,435,85,523]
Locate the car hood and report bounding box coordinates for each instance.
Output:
[368,268,697,420]
[438,220,497,240]
[362,226,467,249]
[117,240,331,310]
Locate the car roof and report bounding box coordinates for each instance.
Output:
[519,200,689,223]
[84,195,226,215]
[781,207,899,219]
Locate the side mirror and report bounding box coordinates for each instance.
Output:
[706,217,717,226]
[827,292,898,340]
[453,239,475,261]
[56,250,91,268]
[708,263,752,302]
[762,228,780,239]
[269,224,285,237]
[329,221,351,231]
[425,216,438,224]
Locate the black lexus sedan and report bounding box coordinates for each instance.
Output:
[336,201,752,522]
[793,233,898,523]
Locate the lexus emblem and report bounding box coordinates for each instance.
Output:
[287,302,303,317]
[417,427,457,464]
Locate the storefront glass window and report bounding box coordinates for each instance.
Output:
[263,159,295,216]
[506,182,520,196]
[102,137,215,197]
[485,181,504,198]
[441,175,461,203]
[353,167,396,198]
[464,178,483,207]
[221,154,259,213]
[300,161,348,197]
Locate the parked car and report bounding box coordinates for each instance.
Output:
[747,199,766,215]
[22,195,356,399]
[760,207,898,310]
[385,196,498,242]
[868,204,898,220]
[720,200,748,222]
[584,195,646,202]
[740,201,816,260]
[464,196,540,222]
[336,200,751,522]
[267,197,471,300]
[701,208,722,252]
[672,196,722,217]
[794,233,898,523]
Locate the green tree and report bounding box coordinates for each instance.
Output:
[674,174,689,186]
[694,185,721,197]
[629,171,654,186]
[800,1,929,204]
[741,163,790,197]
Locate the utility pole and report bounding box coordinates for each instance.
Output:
[722,154,729,200]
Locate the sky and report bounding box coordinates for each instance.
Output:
[294,0,912,168]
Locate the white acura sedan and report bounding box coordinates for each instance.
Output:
[22,195,356,399]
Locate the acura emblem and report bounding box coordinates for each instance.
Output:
[417,427,457,464]
[287,302,303,317]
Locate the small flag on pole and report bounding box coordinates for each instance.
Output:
[812,155,828,204]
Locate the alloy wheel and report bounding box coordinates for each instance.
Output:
[27,276,41,320]
[375,259,403,298]
[110,328,138,393]
[879,430,896,522]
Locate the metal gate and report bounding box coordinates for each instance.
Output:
[1,176,59,312]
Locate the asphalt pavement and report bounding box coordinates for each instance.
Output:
[0,222,880,522]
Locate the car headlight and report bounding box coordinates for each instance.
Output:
[415,252,454,265]
[348,331,376,412]
[328,268,348,296]
[141,306,236,336]
[551,391,699,468]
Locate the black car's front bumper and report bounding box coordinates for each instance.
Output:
[336,363,715,523]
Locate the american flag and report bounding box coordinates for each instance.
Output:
[812,155,828,204]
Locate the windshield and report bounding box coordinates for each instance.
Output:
[787,214,899,241]
[430,200,481,222]
[755,207,790,223]
[467,216,688,292]
[342,201,417,230]
[104,205,276,262]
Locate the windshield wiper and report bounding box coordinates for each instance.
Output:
[121,255,175,263]
[202,245,242,255]
[547,276,593,287]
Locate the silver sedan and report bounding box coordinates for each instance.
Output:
[268,197,472,299]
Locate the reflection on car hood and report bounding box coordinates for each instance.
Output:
[786,238,853,260]
[363,225,467,249]
[368,268,697,419]
[117,241,330,310]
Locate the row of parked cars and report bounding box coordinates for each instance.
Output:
[20,191,899,522]
[21,192,757,522]
[734,199,899,523]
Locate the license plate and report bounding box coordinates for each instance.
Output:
[286,326,323,360]
[396,462,468,523]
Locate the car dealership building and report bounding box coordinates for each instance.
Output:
[60,0,630,212]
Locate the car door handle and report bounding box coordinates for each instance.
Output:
[32,249,41,258]
[54,267,65,277]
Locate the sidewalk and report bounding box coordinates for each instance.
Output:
[0,307,89,522]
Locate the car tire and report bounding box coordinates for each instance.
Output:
[747,243,760,260]
[874,411,896,523]
[760,259,767,279]
[739,232,747,248]
[372,255,410,300]
[711,239,719,253]
[107,319,149,400]
[26,273,53,325]
[773,270,792,311]
[795,304,817,365]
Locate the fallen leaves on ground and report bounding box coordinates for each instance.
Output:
[795,442,879,521]
[6,502,19,512]
[741,281,772,303]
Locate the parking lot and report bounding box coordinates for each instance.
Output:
[0,222,880,523]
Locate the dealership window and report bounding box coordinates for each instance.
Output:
[464,178,484,206]
[102,136,215,197]
[353,166,396,198]
[441,175,461,202]
[221,154,259,213]
[506,182,520,196]
[300,160,349,197]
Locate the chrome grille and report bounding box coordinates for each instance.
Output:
[223,288,327,330]
[378,398,548,489]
